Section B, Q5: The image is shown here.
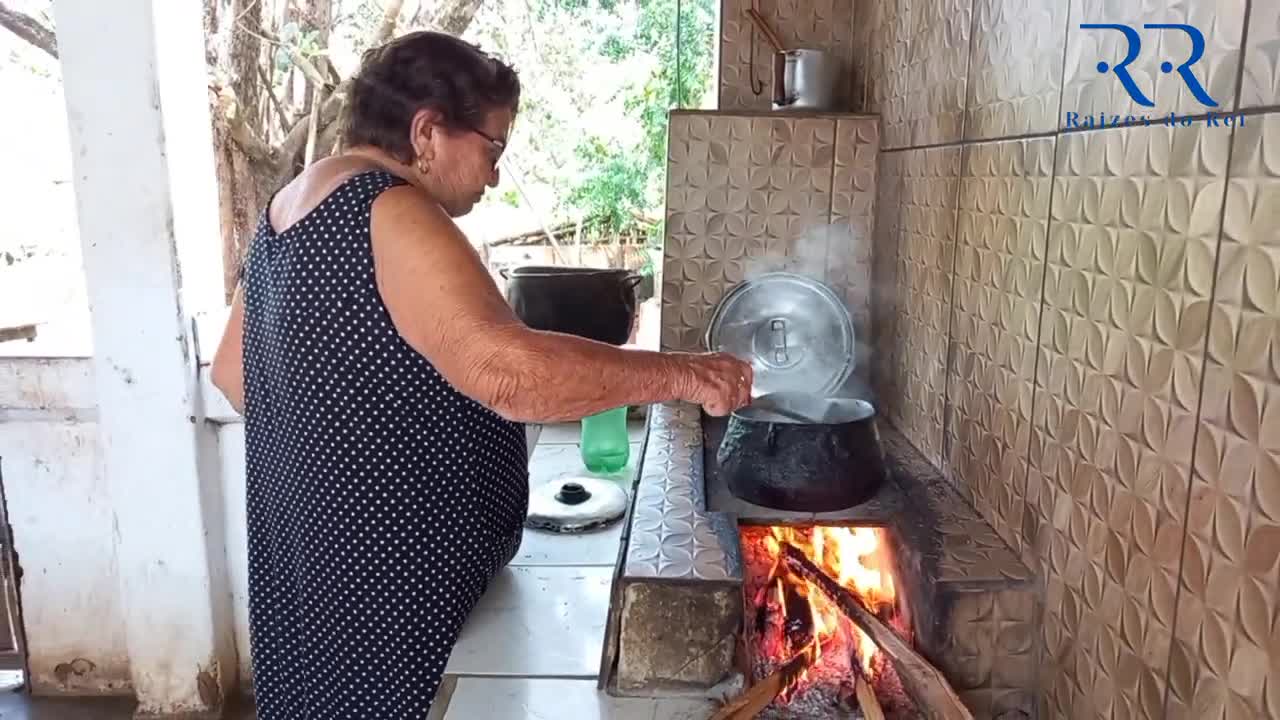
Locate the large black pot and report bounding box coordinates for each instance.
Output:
[717,392,889,512]
[502,265,642,346]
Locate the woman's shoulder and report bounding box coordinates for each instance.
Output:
[268,158,409,235]
[367,182,466,252]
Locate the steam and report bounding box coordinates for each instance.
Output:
[736,219,880,403]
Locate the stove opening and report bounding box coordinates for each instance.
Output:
[738,524,914,719]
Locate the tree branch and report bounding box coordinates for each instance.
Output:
[0,1,57,58]
[304,80,324,166]
[419,0,483,36]
[228,108,277,163]
[235,20,330,90]
[257,64,292,136]
[228,0,263,138]
[374,0,406,44]
[230,0,489,182]
[276,81,347,168]
[213,83,277,164]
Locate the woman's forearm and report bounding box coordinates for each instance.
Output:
[211,289,246,415]
[466,326,697,423]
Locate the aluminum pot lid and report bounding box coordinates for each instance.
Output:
[704,272,854,397]
[525,476,628,534]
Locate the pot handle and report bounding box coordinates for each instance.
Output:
[622,273,644,290]
[765,422,778,456]
[772,51,790,107]
[499,267,511,280]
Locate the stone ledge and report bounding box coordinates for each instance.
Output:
[621,402,742,583]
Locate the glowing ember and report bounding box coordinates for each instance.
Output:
[741,525,906,718]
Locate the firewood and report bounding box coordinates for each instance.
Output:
[782,580,813,650]
[855,675,886,720]
[782,544,974,720]
[710,645,814,720]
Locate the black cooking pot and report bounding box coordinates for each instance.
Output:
[717,392,889,512]
[502,265,643,346]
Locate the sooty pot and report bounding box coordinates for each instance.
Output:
[716,391,889,512]
[502,265,642,346]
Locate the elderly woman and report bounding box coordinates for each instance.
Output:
[210,30,751,719]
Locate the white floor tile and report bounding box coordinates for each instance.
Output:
[445,566,613,677]
[443,678,715,720]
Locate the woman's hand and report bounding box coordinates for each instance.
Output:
[680,352,754,416]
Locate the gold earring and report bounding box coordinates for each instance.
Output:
[416,156,430,175]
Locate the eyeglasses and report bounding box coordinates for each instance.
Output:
[468,127,507,167]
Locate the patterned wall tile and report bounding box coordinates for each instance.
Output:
[934,503,1037,585]
[1241,1,1280,109]
[871,150,906,415]
[902,0,974,147]
[1061,0,1246,126]
[944,137,1054,554]
[1164,113,1280,720]
[862,0,914,149]
[849,0,874,111]
[660,112,837,352]
[1028,123,1229,720]
[965,0,1068,140]
[880,145,961,465]
[829,117,881,374]
[661,111,880,362]
[935,589,1039,718]
[719,0,856,112]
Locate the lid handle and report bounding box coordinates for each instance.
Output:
[555,482,592,505]
[771,319,789,364]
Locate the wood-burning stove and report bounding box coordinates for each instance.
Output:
[596,404,1041,720]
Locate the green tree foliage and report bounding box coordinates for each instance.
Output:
[463,0,715,245]
[568,0,716,241]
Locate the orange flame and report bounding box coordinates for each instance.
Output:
[767,525,896,676]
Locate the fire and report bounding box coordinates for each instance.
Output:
[760,526,897,677]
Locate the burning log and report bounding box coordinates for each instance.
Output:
[782,581,814,650]
[710,645,816,720]
[782,543,974,720]
[856,675,886,720]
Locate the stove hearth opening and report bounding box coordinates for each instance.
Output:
[735,524,915,719]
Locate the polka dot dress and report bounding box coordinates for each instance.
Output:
[241,169,529,718]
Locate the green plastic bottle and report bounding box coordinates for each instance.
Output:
[581,406,630,473]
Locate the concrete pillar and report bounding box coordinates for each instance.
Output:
[51,0,235,715]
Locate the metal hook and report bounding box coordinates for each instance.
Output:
[748,3,765,95]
